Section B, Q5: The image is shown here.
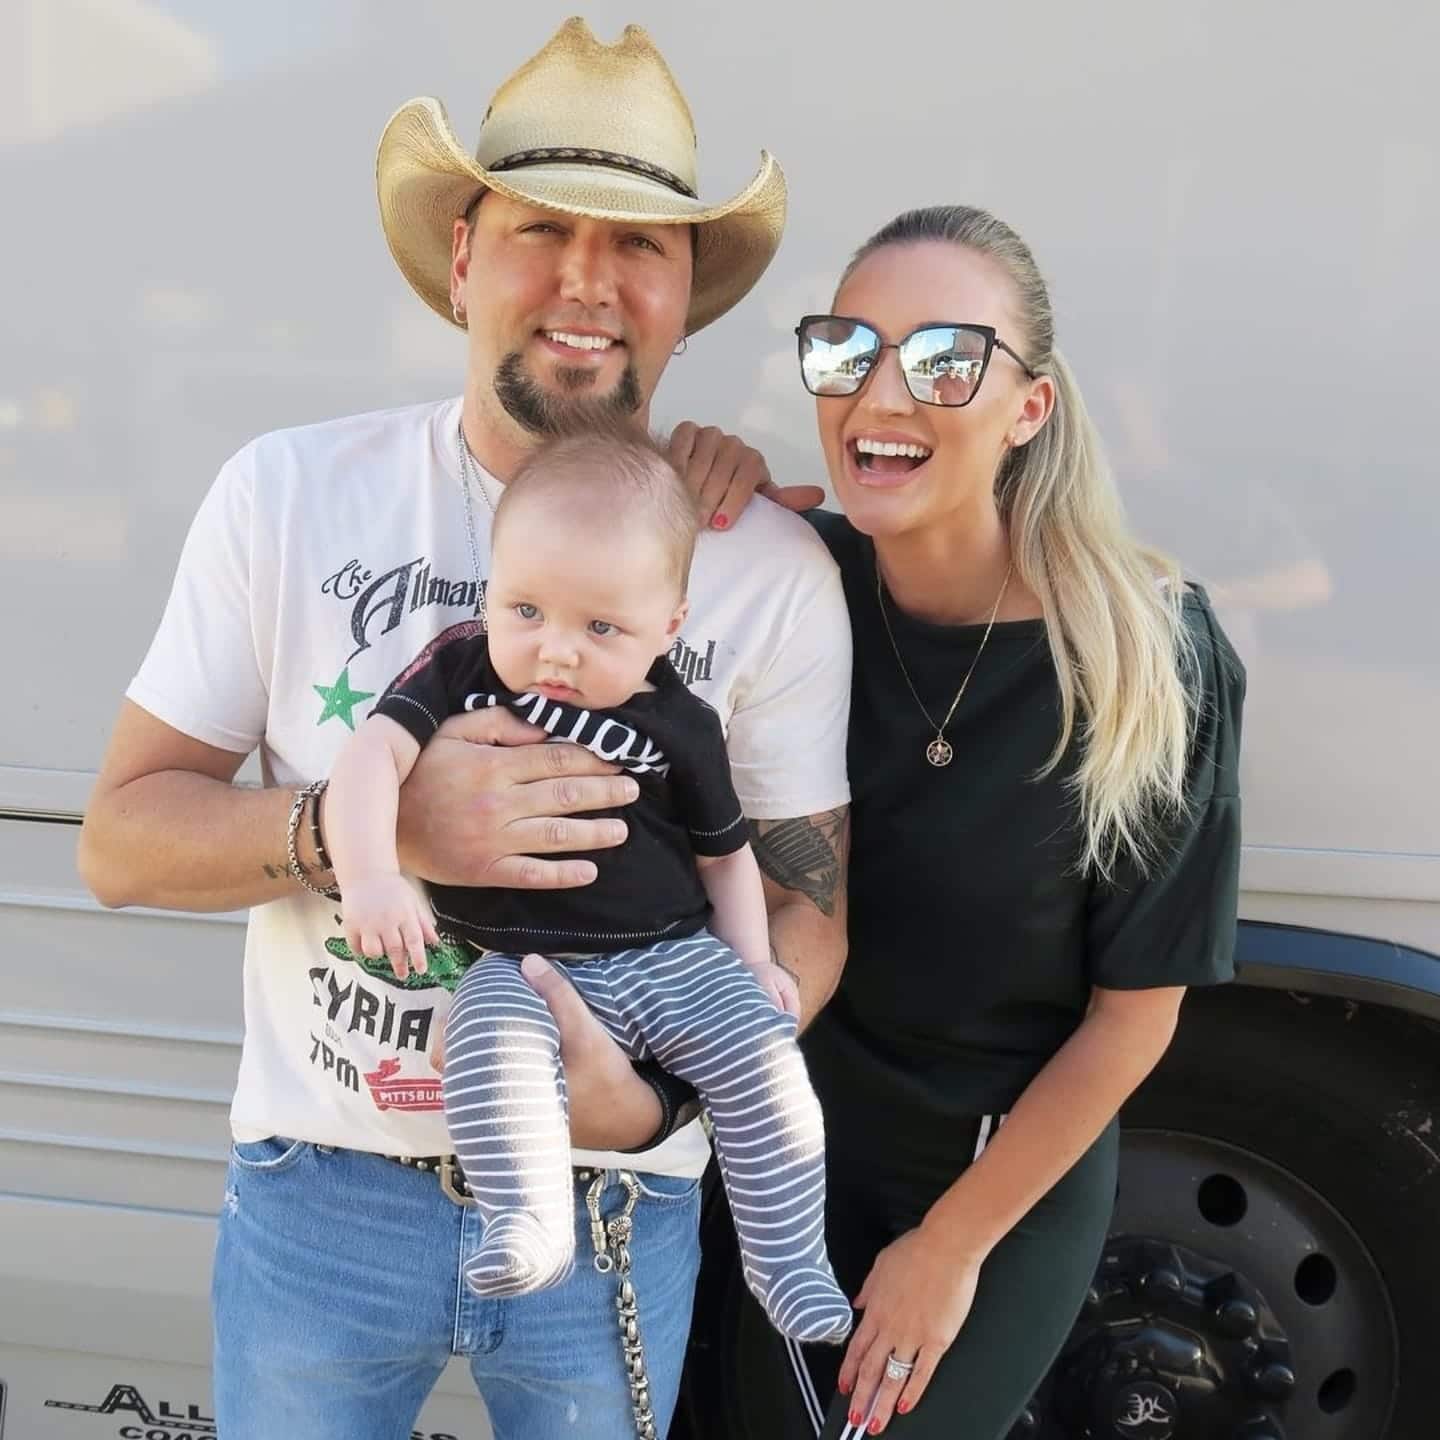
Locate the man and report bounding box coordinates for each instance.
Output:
[78,18,850,1440]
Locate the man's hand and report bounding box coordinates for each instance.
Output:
[396,707,638,889]
[520,954,665,1150]
[669,421,824,531]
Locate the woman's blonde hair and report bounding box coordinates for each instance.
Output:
[844,206,1198,878]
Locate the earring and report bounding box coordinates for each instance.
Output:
[452,300,466,325]
[673,336,688,356]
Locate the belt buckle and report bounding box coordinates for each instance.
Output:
[438,1154,476,1207]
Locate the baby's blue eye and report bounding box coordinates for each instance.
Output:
[516,603,540,620]
[588,620,616,636]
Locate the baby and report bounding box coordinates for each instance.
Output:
[325,424,851,1345]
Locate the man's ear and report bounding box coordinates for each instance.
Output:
[450,219,471,305]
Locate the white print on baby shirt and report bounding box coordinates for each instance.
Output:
[465,689,671,777]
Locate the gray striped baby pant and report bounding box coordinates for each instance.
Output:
[442,929,852,1344]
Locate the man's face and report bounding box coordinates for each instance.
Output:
[452,193,693,437]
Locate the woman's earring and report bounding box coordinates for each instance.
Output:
[673,336,688,356]
[453,300,466,325]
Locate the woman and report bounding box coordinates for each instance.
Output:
[767,206,1245,1438]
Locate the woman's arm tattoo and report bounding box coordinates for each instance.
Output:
[747,807,849,917]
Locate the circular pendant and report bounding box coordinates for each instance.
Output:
[926,737,954,767]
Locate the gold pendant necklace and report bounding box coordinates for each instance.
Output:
[875,556,1013,767]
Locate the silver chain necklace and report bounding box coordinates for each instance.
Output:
[875,556,1013,767]
[455,417,493,630]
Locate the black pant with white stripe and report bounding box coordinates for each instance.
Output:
[761,1116,1119,1439]
[442,932,852,1343]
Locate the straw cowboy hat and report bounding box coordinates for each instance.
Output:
[376,17,787,336]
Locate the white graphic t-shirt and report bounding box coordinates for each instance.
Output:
[128,397,852,1177]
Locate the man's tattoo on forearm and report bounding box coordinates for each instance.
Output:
[748,807,848,917]
[770,942,802,990]
[263,857,314,881]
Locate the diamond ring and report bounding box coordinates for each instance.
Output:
[884,1353,917,1382]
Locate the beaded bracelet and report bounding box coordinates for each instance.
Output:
[286,779,341,902]
[309,781,335,874]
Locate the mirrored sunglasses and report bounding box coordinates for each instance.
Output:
[795,315,1037,408]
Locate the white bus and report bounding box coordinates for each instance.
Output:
[3,4,1436,1438]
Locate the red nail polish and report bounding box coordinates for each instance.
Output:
[711,513,729,529]
[838,1378,851,1396]
[849,1411,862,1428]
[869,1420,883,1435]
[897,1399,911,1414]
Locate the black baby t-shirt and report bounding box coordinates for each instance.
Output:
[371,621,748,953]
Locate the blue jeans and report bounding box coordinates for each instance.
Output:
[212,1138,701,1439]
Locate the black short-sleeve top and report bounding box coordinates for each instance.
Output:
[802,511,1246,1141]
[372,622,748,953]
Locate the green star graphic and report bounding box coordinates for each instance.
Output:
[313,667,375,731]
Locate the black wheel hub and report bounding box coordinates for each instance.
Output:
[1009,1130,1396,1439]
[1046,1235,1294,1438]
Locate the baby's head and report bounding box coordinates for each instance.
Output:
[487,422,699,710]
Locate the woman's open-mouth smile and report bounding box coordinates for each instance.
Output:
[847,433,934,488]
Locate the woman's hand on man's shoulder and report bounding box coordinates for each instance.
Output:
[669,420,824,531]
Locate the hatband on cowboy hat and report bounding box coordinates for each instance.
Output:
[376,17,787,335]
